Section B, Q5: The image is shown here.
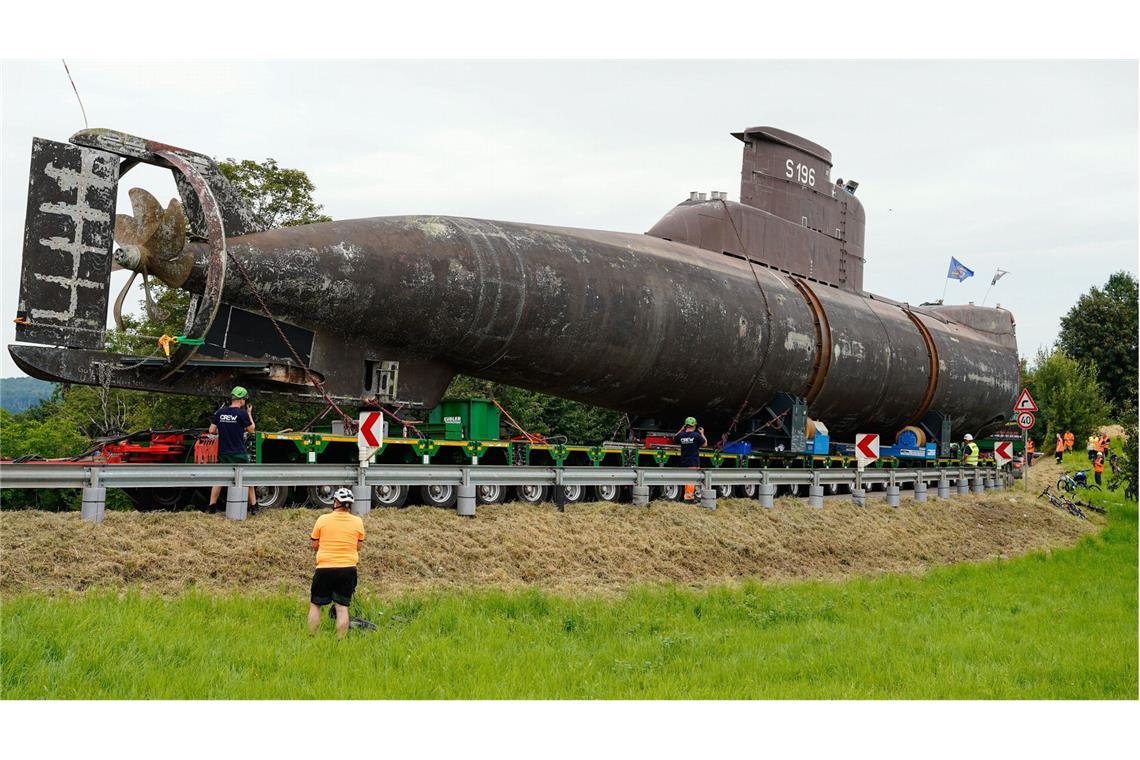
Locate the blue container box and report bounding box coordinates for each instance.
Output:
[807,434,830,455]
[723,441,753,456]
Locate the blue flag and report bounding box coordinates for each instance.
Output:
[947,257,974,282]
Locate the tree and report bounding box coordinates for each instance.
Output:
[1026,348,1110,445]
[218,158,333,229]
[1057,271,1139,415]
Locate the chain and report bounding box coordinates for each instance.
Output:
[223,249,355,430]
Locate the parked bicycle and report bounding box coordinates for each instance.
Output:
[1039,486,1088,520]
[1058,470,1099,493]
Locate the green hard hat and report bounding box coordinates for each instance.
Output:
[231,386,249,399]
[685,416,697,426]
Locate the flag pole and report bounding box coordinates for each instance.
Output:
[981,280,994,306]
[940,277,949,304]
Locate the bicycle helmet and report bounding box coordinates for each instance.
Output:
[332,487,355,504]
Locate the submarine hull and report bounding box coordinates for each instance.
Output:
[178,214,1019,438]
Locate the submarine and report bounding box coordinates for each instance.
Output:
[10,126,1019,446]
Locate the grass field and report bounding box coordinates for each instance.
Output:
[2,454,1136,699]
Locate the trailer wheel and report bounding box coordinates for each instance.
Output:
[594,483,623,502]
[714,484,733,499]
[735,484,758,498]
[306,485,338,509]
[419,484,457,509]
[372,484,409,508]
[559,485,589,505]
[254,485,291,509]
[513,484,550,505]
[824,482,841,495]
[476,484,506,505]
[123,487,189,511]
[653,484,683,502]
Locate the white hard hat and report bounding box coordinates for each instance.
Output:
[333,487,355,504]
[963,434,974,441]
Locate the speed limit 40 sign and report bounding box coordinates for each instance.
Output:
[1016,411,1035,430]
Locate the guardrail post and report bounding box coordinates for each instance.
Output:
[992,471,1003,490]
[457,487,476,517]
[936,474,950,499]
[224,466,248,520]
[700,471,716,510]
[914,480,928,502]
[957,469,970,495]
[972,472,985,495]
[225,488,247,521]
[352,485,371,516]
[80,467,105,524]
[554,469,567,513]
[808,471,823,508]
[851,470,865,507]
[885,471,900,507]
[632,470,649,506]
[984,472,995,490]
[757,472,775,508]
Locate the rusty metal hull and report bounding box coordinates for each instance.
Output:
[175,215,1019,438]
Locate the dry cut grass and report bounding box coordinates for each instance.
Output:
[1,472,1095,597]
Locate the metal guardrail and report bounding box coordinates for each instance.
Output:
[0,462,1003,490]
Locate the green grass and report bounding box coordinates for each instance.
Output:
[3,471,1136,699]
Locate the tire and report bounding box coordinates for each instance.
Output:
[714,484,733,499]
[123,487,189,511]
[824,482,840,496]
[419,484,457,509]
[372,484,409,508]
[735,483,758,499]
[513,484,550,505]
[475,484,506,505]
[559,485,590,505]
[306,485,338,509]
[254,485,291,510]
[594,483,623,502]
[653,484,683,502]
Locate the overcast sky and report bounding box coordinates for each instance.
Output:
[1,60,1136,379]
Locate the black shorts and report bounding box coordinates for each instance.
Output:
[219,451,250,464]
[310,566,358,607]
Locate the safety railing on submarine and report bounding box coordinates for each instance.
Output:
[0,462,1012,523]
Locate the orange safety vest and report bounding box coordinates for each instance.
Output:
[1064,432,1074,447]
[1055,438,1065,453]
[1094,458,1104,473]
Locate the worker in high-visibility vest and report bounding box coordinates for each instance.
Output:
[1054,434,1065,464]
[1026,437,1035,466]
[1063,430,1074,453]
[962,433,979,466]
[1087,434,1099,463]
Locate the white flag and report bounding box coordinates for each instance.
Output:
[991,269,1009,286]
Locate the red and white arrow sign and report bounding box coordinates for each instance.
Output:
[359,412,382,447]
[1013,388,1038,412]
[993,441,1012,465]
[357,411,386,464]
[855,433,880,464]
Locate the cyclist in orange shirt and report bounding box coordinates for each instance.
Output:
[308,488,365,638]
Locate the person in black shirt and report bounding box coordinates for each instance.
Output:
[207,386,257,513]
[673,416,706,501]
